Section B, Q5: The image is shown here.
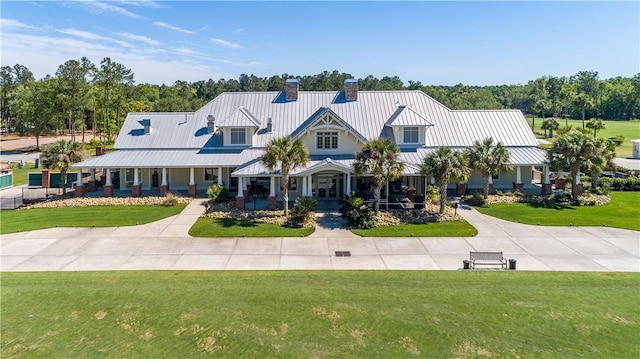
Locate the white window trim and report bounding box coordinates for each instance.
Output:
[403,126,420,144]
[315,131,340,150]
[229,128,247,146]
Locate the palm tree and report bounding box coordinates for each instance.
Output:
[548,131,601,200]
[353,138,404,213]
[585,138,616,190]
[586,119,606,140]
[541,118,560,138]
[465,138,512,199]
[261,135,309,216]
[573,93,595,130]
[39,139,85,194]
[421,147,470,214]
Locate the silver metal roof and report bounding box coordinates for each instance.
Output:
[386,105,433,127]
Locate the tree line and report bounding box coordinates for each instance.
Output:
[1,60,638,148]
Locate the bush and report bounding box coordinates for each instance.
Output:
[339,196,377,229]
[465,192,487,207]
[285,197,317,228]
[426,185,440,205]
[206,184,229,203]
[597,177,640,191]
[162,192,180,206]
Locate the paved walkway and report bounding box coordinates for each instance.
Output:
[1,199,638,271]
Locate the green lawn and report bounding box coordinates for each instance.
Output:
[352,221,478,237]
[526,117,640,158]
[2,271,638,358]
[0,205,186,234]
[475,192,640,231]
[189,217,314,237]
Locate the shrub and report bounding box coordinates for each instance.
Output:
[206,184,229,203]
[465,192,487,207]
[597,177,640,191]
[339,196,377,229]
[426,185,440,205]
[285,197,317,228]
[162,192,179,206]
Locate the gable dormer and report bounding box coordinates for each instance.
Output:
[292,107,367,155]
[216,106,261,146]
[385,105,433,146]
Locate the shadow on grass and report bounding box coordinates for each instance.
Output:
[217,218,258,228]
[527,202,576,210]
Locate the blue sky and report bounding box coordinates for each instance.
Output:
[2,1,638,86]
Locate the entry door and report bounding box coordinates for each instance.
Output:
[316,175,342,199]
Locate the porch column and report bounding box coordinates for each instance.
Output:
[75,169,85,197]
[160,167,169,196]
[236,176,245,209]
[132,168,141,197]
[302,175,308,196]
[346,173,351,195]
[188,167,197,197]
[87,168,97,191]
[217,168,223,185]
[385,178,389,210]
[104,168,113,197]
[542,166,552,195]
[513,166,523,192]
[268,176,277,210]
[575,170,583,195]
[308,176,313,196]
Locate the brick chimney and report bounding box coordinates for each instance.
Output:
[285,79,299,101]
[344,79,358,101]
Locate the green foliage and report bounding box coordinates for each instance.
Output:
[598,177,640,191]
[162,192,180,206]
[425,185,440,204]
[351,221,478,237]
[422,147,470,214]
[206,184,229,203]
[339,196,377,229]
[465,137,511,199]
[285,196,317,228]
[39,139,85,194]
[189,218,313,237]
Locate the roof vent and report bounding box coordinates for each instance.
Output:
[285,79,299,101]
[207,115,216,134]
[344,79,358,101]
[138,119,151,134]
[266,117,273,133]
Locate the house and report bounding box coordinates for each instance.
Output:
[72,79,551,209]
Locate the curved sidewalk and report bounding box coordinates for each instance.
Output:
[1,199,638,272]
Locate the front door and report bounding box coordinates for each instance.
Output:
[315,174,343,199]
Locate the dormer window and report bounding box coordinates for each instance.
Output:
[317,131,338,149]
[403,127,419,143]
[230,128,246,145]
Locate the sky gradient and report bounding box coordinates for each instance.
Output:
[2,1,638,86]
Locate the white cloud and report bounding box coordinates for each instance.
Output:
[232,28,245,34]
[75,0,144,19]
[57,28,134,48]
[111,0,162,8]
[0,18,40,30]
[211,38,242,49]
[153,21,195,35]
[119,32,160,46]
[173,47,196,55]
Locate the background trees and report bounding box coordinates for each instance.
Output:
[1,60,637,142]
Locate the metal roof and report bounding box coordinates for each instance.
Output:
[386,106,433,127]
[217,106,261,128]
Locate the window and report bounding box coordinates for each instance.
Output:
[230,128,246,145]
[204,168,218,182]
[403,127,419,143]
[317,131,338,149]
[281,177,297,191]
[124,168,141,185]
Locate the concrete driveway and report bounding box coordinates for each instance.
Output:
[1,199,638,271]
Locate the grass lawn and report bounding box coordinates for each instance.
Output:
[475,192,640,231]
[189,217,314,237]
[2,271,638,358]
[0,205,186,234]
[352,220,478,237]
[526,117,640,158]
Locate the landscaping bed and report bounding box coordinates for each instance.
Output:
[18,195,193,210]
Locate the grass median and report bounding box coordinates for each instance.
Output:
[0,205,186,234]
[475,192,640,231]
[189,217,314,237]
[2,271,638,358]
[351,220,477,237]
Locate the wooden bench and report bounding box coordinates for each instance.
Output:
[470,251,507,269]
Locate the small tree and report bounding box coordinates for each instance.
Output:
[353,138,404,213]
[40,139,85,194]
[261,135,309,216]
[548,131,602,200]
[541,118,560,138]
[573,93,594,130]
[465,138,511,199]
[422,147,470,214]
[586,119,606,140]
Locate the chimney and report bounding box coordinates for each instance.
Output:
[139,119,151,134]
[285,78,299,101]
[344,79,358,101]
[266,117,273,133]
[207,115,216,134]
